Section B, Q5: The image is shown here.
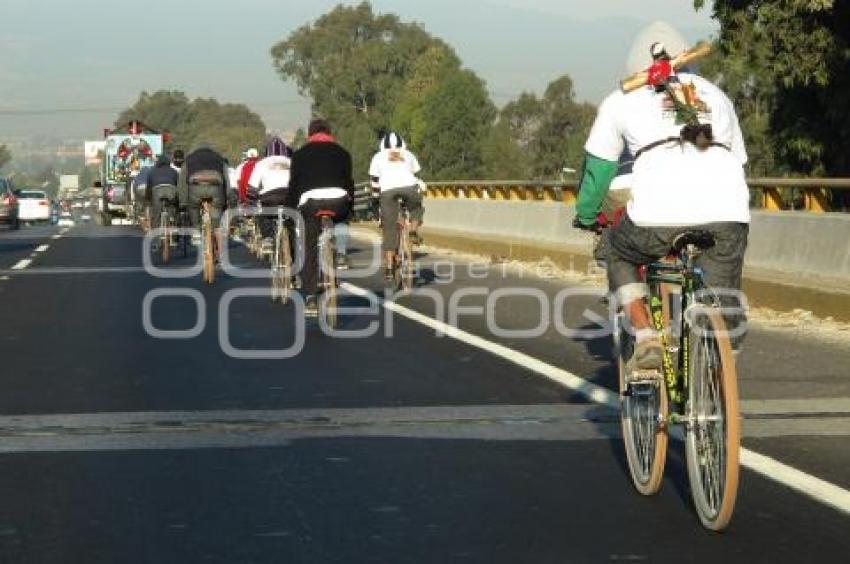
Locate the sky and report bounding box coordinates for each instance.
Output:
[0,0,717,143]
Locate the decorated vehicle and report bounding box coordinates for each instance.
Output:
[99,120,165,225]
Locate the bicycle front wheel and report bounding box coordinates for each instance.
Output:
[396,225,414,291]
[685,307,740,531]
[616,313,668,496]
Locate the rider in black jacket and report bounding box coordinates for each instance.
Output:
[286,119,354,313]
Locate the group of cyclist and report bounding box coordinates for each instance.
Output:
[138,117,424,316]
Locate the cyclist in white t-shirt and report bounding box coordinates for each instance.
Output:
[369,131,425,281]
[250,141,293,247]
[574,21,750,372]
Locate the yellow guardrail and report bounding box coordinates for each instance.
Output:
[423,179,850,213]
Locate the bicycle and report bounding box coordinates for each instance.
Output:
[392,196,415,291]
[614,230,740,531]
[316,210,338,329]
[270,207,293,304]
[200,198,216,284]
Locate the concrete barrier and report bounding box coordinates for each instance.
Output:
[421,199,850,285]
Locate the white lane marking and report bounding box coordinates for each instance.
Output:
[741,450,850,517]
[51,234,62,240]
[0,276,9,281]
[35,244,49,253]
[0,267,145,276]
[342,282,618,407]
[342,282,850,517]
[11,259,32,270]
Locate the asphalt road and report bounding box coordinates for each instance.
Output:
[0,221,848,563]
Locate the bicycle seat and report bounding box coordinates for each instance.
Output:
[315,210,336,218]
[672,231,716,253]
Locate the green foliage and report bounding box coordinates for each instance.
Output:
[418,70,497,180]
[393,45,462,148]
[530,76,596,178]
[486,75,595,180]
[698,0,850,175]
[481,121,530,179]
[272,2,450,129]
[271,2,462,177]
[115,91,266,163]
[0,145,10,171]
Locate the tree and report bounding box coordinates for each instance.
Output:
[0,145,10,171]
[270,2,458,175]
[491,75,595,180]
[393,45,462,149]
[696,0,850,176]
[481,121,531,179]
[500,92,544,150]
[529,75,596,179]
[418,70,497,180]
[115,91,266,163]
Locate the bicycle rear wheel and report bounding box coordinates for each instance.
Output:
[202,211,215,284]
[271,226,292,303]
[319,229,337,329]
[685,307,740,531]
[616,312,668,496]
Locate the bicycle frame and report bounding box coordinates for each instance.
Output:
[645,247,705,413]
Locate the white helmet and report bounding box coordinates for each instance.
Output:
[244,148,259,159]
[626,21,688,75]
[380,131,405,151]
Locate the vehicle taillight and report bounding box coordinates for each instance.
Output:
[39,200,48,206]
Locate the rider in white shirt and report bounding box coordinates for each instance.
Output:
[250,140,293,247]
[369,131,425,280]
[575,21,750,371]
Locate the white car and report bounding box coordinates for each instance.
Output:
[57,212,75,227]
[17,190,50,223]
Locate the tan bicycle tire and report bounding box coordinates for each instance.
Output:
[617,314,669,496]
[685,307,740,532]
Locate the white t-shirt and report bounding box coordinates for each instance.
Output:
[368,149,421,192]
[585,73,750,226]
[249,156,291,195]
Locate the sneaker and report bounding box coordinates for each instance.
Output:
[625,336,664,375]
[191,233,201,247]
[409,230,423,246]
[336,254,349,270]
[305,294,318,316]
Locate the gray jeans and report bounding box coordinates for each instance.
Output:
[608,215,749,346]
[379,186,424,252]
[187,184,225,228]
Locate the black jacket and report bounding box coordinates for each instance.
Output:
[286,141,354,208]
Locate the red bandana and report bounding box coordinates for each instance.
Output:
[308,133,336,143]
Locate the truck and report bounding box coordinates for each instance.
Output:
[99,120,164,226]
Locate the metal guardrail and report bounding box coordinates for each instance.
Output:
[421,179,850,213]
